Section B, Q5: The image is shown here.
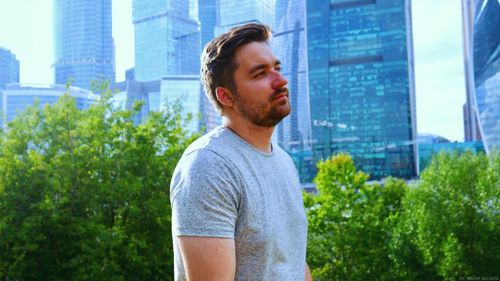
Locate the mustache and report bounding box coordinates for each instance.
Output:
[270,86,289,100]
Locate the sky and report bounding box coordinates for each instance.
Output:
[0,0,466,141]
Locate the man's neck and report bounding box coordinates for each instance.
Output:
[224,118,274,153]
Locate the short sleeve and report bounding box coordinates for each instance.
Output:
[170,149,241,238]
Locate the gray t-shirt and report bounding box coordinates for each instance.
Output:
[170,126,308,281]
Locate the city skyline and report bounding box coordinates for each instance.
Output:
[0,0,467,141]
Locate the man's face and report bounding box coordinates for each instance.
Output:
[230,41,291,127]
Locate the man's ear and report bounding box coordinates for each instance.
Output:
[215,87,234,108]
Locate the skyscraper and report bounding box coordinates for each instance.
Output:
[472,0,500,153]
[199,0,217,48]
[0,47,19,90]
[161,75,201,133]
[215,0,275,35]
[53,0,115,90]
[130,0,203,131]
[273,0,311,152]
[462,0,482,141]
[132,0,200,81]
[272,0,313,182]
[198,0,221,131]
[307,0,418,180]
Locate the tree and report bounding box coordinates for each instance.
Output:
[0,83,198,280]
[305,154,408,281]
[391,152,500,280]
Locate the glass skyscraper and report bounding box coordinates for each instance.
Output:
[473,0,500,153]
[307,0,418,180]
[132,0,200,81]
[272,0,313,182]
[199,0,217,48]
[0,47,19,90]
[461,0,483,141]
[273,0,311,151]
[215,0,275,35]
[161,75,201,133]
[198,0,221,131]
[112,80,160,125]
[53,0,115,91]
[0,47,19,127]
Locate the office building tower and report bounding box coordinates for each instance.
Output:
[272,0,313,182]
[125,68,135,81]
[0,47,20,90]
[112,80,159,125]
[472,0,500,153]
[53,0,115,90]
[0,47,20,127]
[132,0,200,81]
[161,75,202,133]
[1,84,98,126]
[198,0,221,131]
[307,0,418,180]
[215,0,275,35]
[462,0,482,141]
[199,0,217,48]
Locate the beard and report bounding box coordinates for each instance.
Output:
[233,86,291,127]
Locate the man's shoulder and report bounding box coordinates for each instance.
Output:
[273,144,296,166]
[172,127,241,184]
[183,126,231,157]
[170,127,244,201]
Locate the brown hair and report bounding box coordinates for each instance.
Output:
[200,23,272,114]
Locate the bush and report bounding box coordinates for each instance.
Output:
[305,154,408,281]
[392,152,500,280]
[306,152,499,280]
[0,84,197,280]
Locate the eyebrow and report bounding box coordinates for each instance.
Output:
[247,60,282,75]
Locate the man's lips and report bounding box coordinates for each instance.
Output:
[272,87,289,101]
[273,93,288,101]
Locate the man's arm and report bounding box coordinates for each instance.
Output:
[178,236,236,281]
[305,263,313,281]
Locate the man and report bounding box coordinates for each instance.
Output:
[170,23,312,281]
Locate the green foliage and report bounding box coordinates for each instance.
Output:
[306,154,408,281]
[306,152,499,281]
[0,84,197,280]
[392,151,500,280]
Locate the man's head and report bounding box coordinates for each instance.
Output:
[201,23,290,127]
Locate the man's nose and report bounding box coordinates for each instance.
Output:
[271,71,288,90]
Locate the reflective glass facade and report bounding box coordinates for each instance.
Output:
[473,0,500,153]
[273,0,312,151]
[198,0,222,131]
[418,141,485,172]
[215,0,275,35]
[272,0,313,183]
[461,0,483,141]
[132,0,200,81]
[1,84,98,126]
[199,0,217,48]
[307,0,417,180]
[0,47,19,90]
[160,75,201,133]
[111,80,160,124]
[53,0,115,90]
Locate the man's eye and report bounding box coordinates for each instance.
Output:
[275,66,282,72]
[254,72,265,78]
